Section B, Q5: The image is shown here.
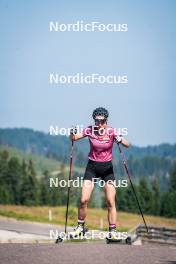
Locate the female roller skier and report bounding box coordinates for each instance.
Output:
[70,107,129,240]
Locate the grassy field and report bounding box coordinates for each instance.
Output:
[0,205,176,231]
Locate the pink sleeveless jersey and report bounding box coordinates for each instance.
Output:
[81,126,118,162]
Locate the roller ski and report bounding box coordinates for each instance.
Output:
[106,229,132,245]
[55,224,88,243]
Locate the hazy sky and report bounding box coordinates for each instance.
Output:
[0,0,176,146]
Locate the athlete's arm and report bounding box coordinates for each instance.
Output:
[70,126,90,141]
[121,138,129,148]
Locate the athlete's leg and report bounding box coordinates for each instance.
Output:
[78,180,94,221]
[104,181,117,226]
[70,180,94,238]
[104,182,120,241]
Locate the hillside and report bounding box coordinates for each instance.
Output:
[0,128,176,190]
[0,128,176,159]
[0,145,83,178]
[0,130,176,218]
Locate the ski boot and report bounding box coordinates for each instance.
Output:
[106,229,121,243]
[69,224,88,239]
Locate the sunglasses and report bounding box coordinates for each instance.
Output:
[94,118,106,124]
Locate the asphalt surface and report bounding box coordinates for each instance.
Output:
[0,217,64,236]
[0,217,124,243]
[0,217,68,242]
[0,217,175,264]
[0,243,176,264]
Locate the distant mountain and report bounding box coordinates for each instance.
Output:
[0,128,69,159]
[0,128,176,159]
[123,143,176,159]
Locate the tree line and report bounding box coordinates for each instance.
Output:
[0,149,176,218]
[1,128,176,193]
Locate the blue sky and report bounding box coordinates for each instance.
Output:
[0,0,176,146]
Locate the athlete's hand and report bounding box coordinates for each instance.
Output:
[69,127,77,141]
[114,135,129,148]
[114,135,123,143]
[70,127,77,135]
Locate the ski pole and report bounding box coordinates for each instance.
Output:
[65,139,74,234]
[116,142,149,233]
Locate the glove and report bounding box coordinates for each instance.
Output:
[70,127,77,135]
[114,135,123,143]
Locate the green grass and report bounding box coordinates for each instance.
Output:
[0,205,176,232]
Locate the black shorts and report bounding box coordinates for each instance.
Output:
[83,159,115,182]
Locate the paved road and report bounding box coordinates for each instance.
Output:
[0,217,64,236]
[0,243,176,264]
[0,217,66,242]
[0,217,175,264]
[0,217,119,243]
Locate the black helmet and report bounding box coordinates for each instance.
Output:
[92,107,109,120]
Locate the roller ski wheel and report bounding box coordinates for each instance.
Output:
[55,235,64,243]
[106,236,132,244]
[126,236,132,245]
